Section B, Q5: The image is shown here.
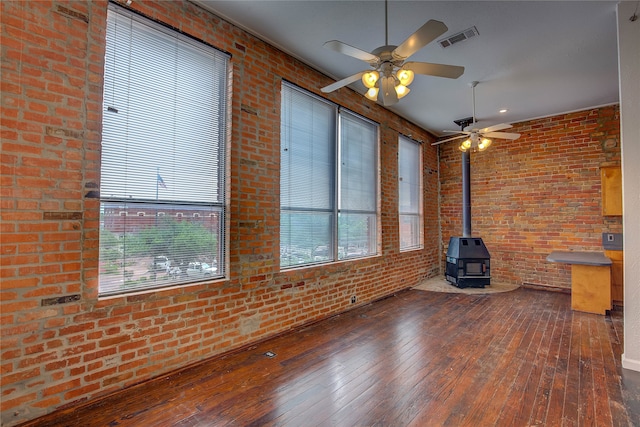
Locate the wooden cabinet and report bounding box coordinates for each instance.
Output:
[601,166,622,216]
[605,250,624,305]
[546,251,612,315]
[570,264,611,315]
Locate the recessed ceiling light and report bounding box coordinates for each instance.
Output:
[499,109,508,113]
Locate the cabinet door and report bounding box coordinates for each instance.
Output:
[601,166,622,216]
[605,250,624,304]
[571,264,611,315]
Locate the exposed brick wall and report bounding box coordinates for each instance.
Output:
[439,106,622,288]
[0,1,439,424]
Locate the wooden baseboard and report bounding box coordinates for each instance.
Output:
[521,282,571,294]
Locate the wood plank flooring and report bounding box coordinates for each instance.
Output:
[22,287,637,426]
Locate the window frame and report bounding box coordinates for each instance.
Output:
[280,82,380,269]
[398,134,424,251]
[98,3,229,296]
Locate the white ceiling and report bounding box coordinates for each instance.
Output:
[195,1,620,136]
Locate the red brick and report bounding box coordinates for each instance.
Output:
[83,347,117,363]
[31,396,62,409]
[18,352,58,368]
[0,367,41,387]
[84,366,117,383]
[63,382,101,401]
[1,300,39,313]
[0,392,38,411]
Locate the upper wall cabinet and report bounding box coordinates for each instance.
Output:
[601,166,622,216]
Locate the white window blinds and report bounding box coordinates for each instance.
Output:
[399,135,423,250]
[280,84,335,267]
[99,4,228,295]
[338,111,378,258]
[280,83,379,268]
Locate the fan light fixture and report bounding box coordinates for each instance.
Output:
[320,0,464,106]
[432,81,521,150]
[362,67,414,102]
[459,134,492,152]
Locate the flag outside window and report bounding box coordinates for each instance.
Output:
[157,173,167,189]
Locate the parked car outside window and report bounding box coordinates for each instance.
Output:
[186,262,216,279]
[153,256,171,271]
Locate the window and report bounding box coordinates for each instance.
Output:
[99,4,228,296]
[280,83,379,268]
[398,135,423,250]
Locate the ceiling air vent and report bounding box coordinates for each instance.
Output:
[438,26,479,48]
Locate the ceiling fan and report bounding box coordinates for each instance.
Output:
[320,0,464,106]
[433,81,521,151]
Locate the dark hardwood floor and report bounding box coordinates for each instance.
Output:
[23,287,638,426]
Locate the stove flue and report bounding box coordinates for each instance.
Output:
[445,117,491,288]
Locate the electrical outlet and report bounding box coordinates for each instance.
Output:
[350,295,357,304]
[602,232,623,250]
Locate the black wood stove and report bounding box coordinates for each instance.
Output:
[446,237,491,288]
[445,117,491,288]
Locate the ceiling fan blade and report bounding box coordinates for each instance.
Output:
[442,129,471,134]
[483,131,521,140]
[431,134,467,145]
[323,40,378,63]
[321,71,366,93]
[463,121,486,130]
[380,76,398,106]
[479,123,513,133]
[393,20,448,60]
[404,62,465,79]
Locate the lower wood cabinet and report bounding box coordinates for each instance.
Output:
[570,264,611,315]
[605,250,624,305]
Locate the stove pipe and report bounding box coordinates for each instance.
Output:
[445,119,490,289]
[461,150,471,237]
